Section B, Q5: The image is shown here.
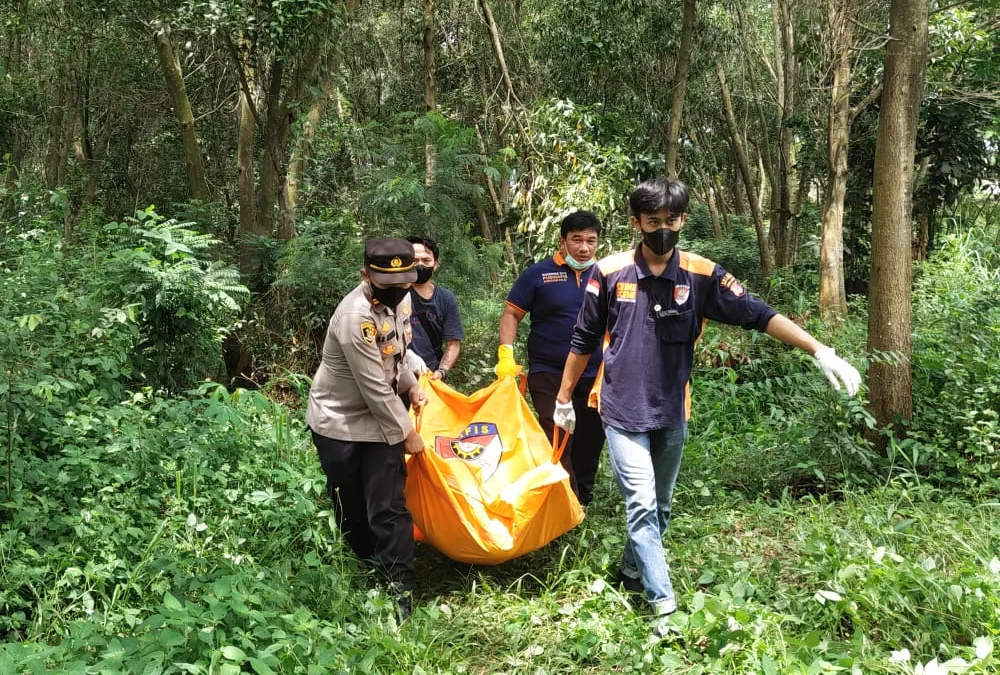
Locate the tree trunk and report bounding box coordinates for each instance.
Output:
[717,61,773,279]
[423,0,438,187]
[44,67,74,190]
[818,0,852,321]
[236,35,258,275]
[2,11,25,201]
[478,0,518,104]
[77,109,115,221]
[664,0,695,178]
[154,29,211,202]
[475,122,517,272]
[686,126,722,238]
[255,60,287,240]
[714,174,731,234]
[867,0,929,434]
[771,0,798,269]
[281,49,339,240]
[728,148,748,217]
[475,203,494,243]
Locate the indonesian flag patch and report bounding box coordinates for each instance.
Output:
[434,422,504,481]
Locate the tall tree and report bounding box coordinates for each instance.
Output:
[867,0,929,432]
[769,0,799,268]
[817,0,883,321]
[817,0,854,320]
[664,0,695,178]
[153,27,211,202]
[717,61,773,278]
[423,0,437,186]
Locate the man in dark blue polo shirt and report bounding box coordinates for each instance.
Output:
[496,211,605,506]
[555,178,861,636]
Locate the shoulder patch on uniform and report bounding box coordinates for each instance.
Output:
[360,321,377,344]
[597,250,635,275]
[679,251,716,277]
[720,273,746,297]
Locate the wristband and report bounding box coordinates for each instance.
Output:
[435,367,449,381]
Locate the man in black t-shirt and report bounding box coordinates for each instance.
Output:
[406,235,465,381]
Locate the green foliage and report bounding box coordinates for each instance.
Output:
[917,5,1000,215]
[898,227,1000,486]
[273,211,363,337]
[512,99,635,260]
[687,316,876,495]
[105,207,250,391]
[685,213,764,289]
[1,216,139,472]
[3,218,1000,673]
[360,112,492,238]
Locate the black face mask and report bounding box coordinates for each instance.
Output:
[370,283,409,308]
[414,265,433,284]
[643,228,679,256]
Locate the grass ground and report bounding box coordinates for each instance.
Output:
[2,395,998,675]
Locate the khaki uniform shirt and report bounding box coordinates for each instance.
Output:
[306,282,419,444]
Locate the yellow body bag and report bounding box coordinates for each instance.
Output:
[405,376,584,565]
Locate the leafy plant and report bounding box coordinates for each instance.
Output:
[105,207,249,391]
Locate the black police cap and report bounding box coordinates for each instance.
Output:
[364,238,418,285]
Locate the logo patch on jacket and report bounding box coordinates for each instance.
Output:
[721,273,745,297]
[360,321,377,345]
[434,422,504,480]
[674,284,690,305]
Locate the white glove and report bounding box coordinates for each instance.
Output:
[814,347,861,396]
[553,399,576,433]
[405,350,430,375]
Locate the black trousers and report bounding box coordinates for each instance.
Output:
[311,429,415,590]
[528,372,606,506]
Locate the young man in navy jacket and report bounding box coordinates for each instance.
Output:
[555,178,861,635]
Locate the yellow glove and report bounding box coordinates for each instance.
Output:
[494,344,520,378]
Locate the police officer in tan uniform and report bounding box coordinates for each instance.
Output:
[307,238,428,621]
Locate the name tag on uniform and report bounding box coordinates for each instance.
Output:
[616,282,637,302]
[541,271,568,283]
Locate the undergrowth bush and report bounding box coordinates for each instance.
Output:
[105,208,249,391]
[903,227,1000,486]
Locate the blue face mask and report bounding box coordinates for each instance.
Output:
[565,255,595,271]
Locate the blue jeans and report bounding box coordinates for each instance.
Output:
[605,424,687,614]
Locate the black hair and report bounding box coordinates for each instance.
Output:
[405,234,439,261]
[560,210,602,238]
[629,177,689,217]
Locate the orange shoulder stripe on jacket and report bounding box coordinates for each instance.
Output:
[678,251,716,277]
[597,250,634,276]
